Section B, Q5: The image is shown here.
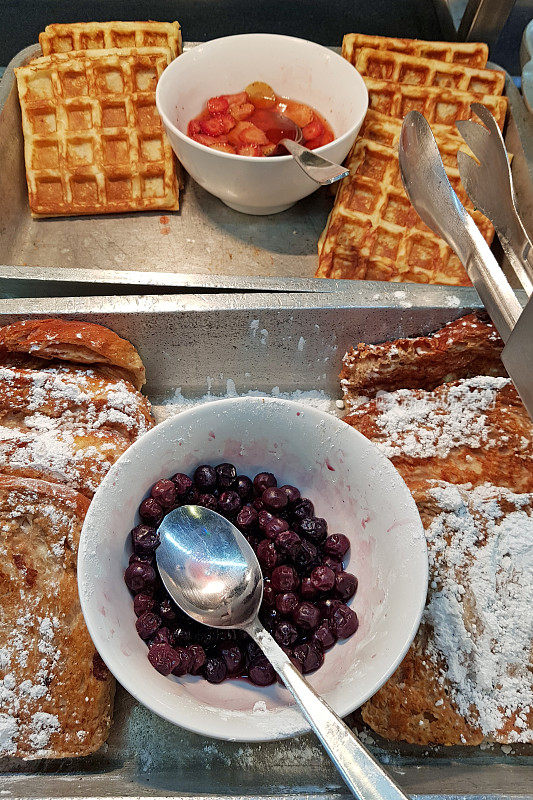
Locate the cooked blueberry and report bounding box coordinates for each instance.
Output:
[135,611,161,640]
[331,604,359,638]
[262,581,277,608]
[129,552,153,565]
[311,620,336,651]
[271,564,299,592]
[172,472,193,496]
[204,656,227,683]
[149,626,173,646]
[335,572,358,601]
[310,565,336,592]
[291,498,314,522]
[292,601,321,630]
[159,597,178,623]
[194,465,217,491]
[234,475,254,501]
[300,577,317,600]
[131,524,160,556]
[139,497,164,524]
[236,504,258,530]
[219,644,244,675]
[281,484,301,504]
[260,606,279,630]
[218,490,241,515]
[293,643,323,674]
[133,592,155,617]
[293,540,319,574]
[275,591,298,616]
[172,646,193,677]
[253,472,277,495]
[148,643,179,675]
[151,479,177,509]
[257,539,278,570]
[298,516,327,543]
[317,597,343,620]
[172,625,193,646]
[216,463,237,489]
[197,493,218,511]
[184,486,199,505]
[275,529,301,559]
[248,656,276,686]
[322,555,343,574]
[324,534,350,557]
[262,487,288,511]
[186,644,206,674]
[252,497,265,511]
[274,620,298,647]
[264,518,289,539]
[124,562,156,592]
[258,509,275,530]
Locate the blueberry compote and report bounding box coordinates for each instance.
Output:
[124,465,358,686]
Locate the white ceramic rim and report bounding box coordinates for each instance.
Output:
[155,33,369,163]
[78,397,428,742]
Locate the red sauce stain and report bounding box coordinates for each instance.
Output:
[361,514,370,529]
[159,215,170,224]
[296,412,301,416]
[159,215,171,235]
[208,431,216,440]
[92,652,109,681]
[325,460,335,471]
[100,606,106,617]
[13,553,37,587]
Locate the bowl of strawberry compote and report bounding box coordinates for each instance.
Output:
[156,34,368,213]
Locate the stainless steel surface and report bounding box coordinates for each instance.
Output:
[1,46,533,296]
[157,505,264,629]
[457,0,516,44]
[399,110,523,341]
[280,139,350,185]
[0,292,531,797]
[158,505,411,800]
[457,103,533,295]
[502,294,533,419]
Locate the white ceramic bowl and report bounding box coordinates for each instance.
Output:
[78,397,427,741]
[156,34,368,214]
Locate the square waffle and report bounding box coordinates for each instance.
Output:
[364,77,508,129]
[342,33,489,69]
[316,134,493,283]
[15,47,179,217]
[39,20,182,59]
[353,47,505,97]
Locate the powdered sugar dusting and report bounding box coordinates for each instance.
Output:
[423,483,533,741]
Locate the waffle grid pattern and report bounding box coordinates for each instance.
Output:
[342,33,489,68]
[39,20,182,59]
[16,47,179,217]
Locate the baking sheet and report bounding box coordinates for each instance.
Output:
[0,291,531,797]
[0,46,532,294]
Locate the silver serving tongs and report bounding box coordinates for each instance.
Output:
[398,110,533,419]
[456,102,533,297]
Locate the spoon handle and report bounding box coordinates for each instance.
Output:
[247,619,409,800]
[279,139,349,186]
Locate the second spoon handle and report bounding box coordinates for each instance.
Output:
[247,618,409,800]
[280,138,349,185]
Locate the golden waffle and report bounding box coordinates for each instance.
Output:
[354,47,505,97]
[316,135,493,283]
[364,77,508,129]
[362,480,533,746]
[39,20,182,59]
[15,47,179,217]
[340,312,506,406]
[0,475,115,759]
[342,33,489,68]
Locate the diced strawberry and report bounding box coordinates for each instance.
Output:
[229,102,255,120]
[199,114,235,136]
[240,124,269,145]
[237,144,262,157]
[192,132,220,146]
[284,101,314,128]
[302,118,324,142]
[209,142,237,154]
[227,121,254,146]
[305,136,325,150]
[223,91,248,106]
[207,96,229,115]
[188,119,202,136]
[261,143,277,157]
[321,130,334,146]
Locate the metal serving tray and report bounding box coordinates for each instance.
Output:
[0,289,531,798]
[0,44,532,296]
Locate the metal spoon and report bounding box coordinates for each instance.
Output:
[156,505,410,800]
[272,114,349,185]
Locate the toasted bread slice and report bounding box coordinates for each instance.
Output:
[0,476,114,759]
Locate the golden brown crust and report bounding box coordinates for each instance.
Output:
[342,33,489,69]
[0,318,146,389]
[340,312,505,406]
[39,20,183,59]
[0,475,114,759]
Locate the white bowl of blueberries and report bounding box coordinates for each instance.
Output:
[78,397,427,742]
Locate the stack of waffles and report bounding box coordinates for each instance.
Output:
[340,313,533,745]
[15,21,182,217]
[0,319,154,759]
[317,34,508,285]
